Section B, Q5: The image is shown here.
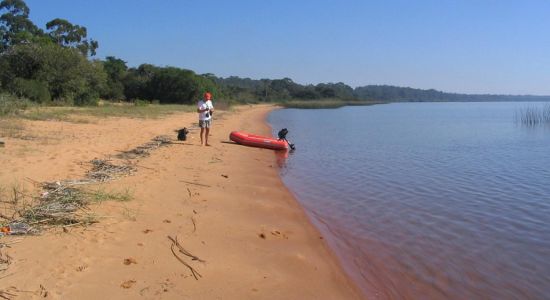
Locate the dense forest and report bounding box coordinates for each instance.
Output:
[1,0,549,108]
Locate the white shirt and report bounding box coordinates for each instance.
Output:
[197,100,214,121]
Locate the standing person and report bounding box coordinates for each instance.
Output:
[197,92,214,146]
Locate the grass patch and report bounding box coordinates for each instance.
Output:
[0,181,109,228]
[121,205,138,221]
[88,187,133,203]
[20,103,196,121]
[0,94,35,116]
[279,99,383,109]
[0,119,25,138]
[21,107,83,122]
[1,97,197,122]
[0,181,135,231]
[84,103,196,118]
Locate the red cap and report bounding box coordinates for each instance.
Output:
[204,92,212,100]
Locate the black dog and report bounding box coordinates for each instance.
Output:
[277,128,289,140]
[277,128,295,150]
[177,127,189,141]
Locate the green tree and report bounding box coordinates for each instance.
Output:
[123,66,219,104]
[36,44,106,104]
[0,0,41,52]
[45,18,98,56]
[123,64,159,100]
[316,82,354,99]
[0,43,107,105]
[148,67,197,104]
[11,77,50,103]
[101,56,127,99]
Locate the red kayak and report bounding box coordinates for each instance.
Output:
[229,131,289,150]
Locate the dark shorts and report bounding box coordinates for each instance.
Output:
[199,119,211,128]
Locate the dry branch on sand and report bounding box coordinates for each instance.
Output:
[21,181,97,227]
[0,245,12,273]
[1,134,177,234]
[167,235,205,280]
[115,135,172,159]
[86,159,136,182]
[0,133,179,275]
[0,285,48,299]
[0,289,16,300]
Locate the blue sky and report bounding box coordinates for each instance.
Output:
[23,0,550,95]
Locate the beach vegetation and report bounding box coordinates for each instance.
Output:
[1,101,196,122]
[0,93,34,116]
[0,117,24,137]
[88,187,133,203]
[280,99,381,109]
[120,205,138,221]
[516,104,550,126]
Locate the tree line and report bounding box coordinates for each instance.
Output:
[0,0,217,106]
[2,0,548,107]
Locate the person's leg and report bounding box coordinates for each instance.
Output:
[205,127,210,146]
[200,127,205,145]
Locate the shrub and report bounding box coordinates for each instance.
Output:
[134,99,149,106]
[11,78,51,103]
[0,43,106,105]
[0,93,34,116]
[74,90,99,106]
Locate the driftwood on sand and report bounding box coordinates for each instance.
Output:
[115,135,172,159]
[167,235,205,280]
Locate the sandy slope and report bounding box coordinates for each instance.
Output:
[0,105,363,299]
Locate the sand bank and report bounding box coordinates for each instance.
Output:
[0,105,363,299]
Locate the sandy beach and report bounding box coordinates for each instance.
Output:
[0,105,363,299]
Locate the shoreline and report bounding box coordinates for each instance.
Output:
[0,104,364,299]
[261,106,367,298]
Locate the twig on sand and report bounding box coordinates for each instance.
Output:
[167,235,203,280]
[0,249,12,273]
[0,272,14,280]
[24,177,40,185]
[170,244,201,280]
[187,188,192,198]
[0,285,47,299]
[0,290,16,300]
[179,181,210,188]
[134,164,155,171]
[167,236,205,262]
[191,216,197,233]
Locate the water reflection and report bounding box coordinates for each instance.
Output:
[274,149,294,170]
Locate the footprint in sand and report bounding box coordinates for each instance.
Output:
[271,230,289,239]
[76,264,88,272]
[121,280,136,289]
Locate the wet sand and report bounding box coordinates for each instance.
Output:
[0,105,363,299]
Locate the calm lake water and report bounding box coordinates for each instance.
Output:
[268,102,550,299]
